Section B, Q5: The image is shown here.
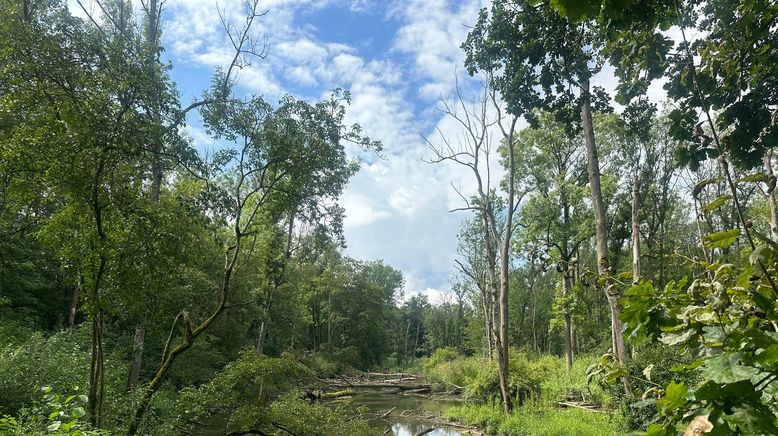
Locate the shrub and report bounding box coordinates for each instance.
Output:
[300,352,338,377]
[0,386,107,435]
[0,326,92,415]
[421,349,484,393]
[169,350,315,434]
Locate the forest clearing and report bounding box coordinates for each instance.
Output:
[1,0,777,435]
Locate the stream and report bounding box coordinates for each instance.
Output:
[344,391,467,436]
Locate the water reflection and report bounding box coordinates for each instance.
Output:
[389,419,462,436]
[345,391,463,436]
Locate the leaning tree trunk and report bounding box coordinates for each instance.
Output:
[580,76,627,365]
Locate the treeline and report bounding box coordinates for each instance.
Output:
[0,1,413,434]
[427,0,778,434]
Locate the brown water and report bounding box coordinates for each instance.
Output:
[345,391,465,436]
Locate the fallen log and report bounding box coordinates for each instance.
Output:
[558,401,606,413]
[416,429,434,436]
[401,388,431,395]
[324,381,432,390]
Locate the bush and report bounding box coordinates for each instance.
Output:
[0,386,107,435]
[0,326,92,415]
[300,352,338,377]
[168,350,315,434]
[421,348,484,393]
[541,354,609,407]
[595,343,698,432]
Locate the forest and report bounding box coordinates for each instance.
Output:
[0,0,777,435]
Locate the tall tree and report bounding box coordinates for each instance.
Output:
[463,0,628,365]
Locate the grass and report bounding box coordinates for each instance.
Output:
[432,351,622,435]
[446,403,622,436]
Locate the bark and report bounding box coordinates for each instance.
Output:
[580,76,627,365]
[67,272,82,330]
[126,326,145,390]
[562,271,573,372]
[256,318,268,354]
[129,244,238,435]
[763,151,778,242]
[631,174,641,282]
[561,193,573,372]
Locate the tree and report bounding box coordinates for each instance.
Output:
[515,112,592,371]
[462,0,629,367]
[427,78,522,413]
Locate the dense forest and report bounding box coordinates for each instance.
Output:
[1,0,777,435]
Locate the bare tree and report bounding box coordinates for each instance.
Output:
[426,77,524,413]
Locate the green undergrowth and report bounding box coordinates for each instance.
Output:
[420,348,610,406]
[422,349,621,435]
[446,403,621,435]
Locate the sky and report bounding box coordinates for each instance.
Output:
[154,0,495,304]
[69,0,674,304]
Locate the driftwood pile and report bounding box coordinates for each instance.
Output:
[320,371,432,394]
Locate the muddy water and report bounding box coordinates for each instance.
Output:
[345,391,464,436]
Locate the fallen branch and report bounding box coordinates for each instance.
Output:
[378,406,397,419]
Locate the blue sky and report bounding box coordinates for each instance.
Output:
[152,0,494,303]
[70,0,672,303]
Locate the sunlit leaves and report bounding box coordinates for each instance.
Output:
[703,229,740,249]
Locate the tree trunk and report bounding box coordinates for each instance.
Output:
[67,272,82,329]
[763,151,778,242]
[562,271,573,372]
[631,174,641,282]
[580,76,627,365]
[127,326,145,390]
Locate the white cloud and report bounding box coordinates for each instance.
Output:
[341,193,392,227]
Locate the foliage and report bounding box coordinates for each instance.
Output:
[499,405,621,436]
[0,327,92,415]
[618,236,778,434]
[0,386,106,435]
[171,350,313,434]
[446,402,621,436]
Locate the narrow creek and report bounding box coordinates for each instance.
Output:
[340,391,468,436]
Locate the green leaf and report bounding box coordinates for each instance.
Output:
[657,381,687,415]
[72,406,86,418]
[724,404,778,433]
[702,195,732,214]
[703,229,741,249]
[703,353,760,384]
[739,173,769,183]
[47,421,61,432]
[749,244,778,266]
[643,423,673,436]
[755,344,778,366]
[693,379,755,401]
[549,0,601,21]
[660,329,694,346]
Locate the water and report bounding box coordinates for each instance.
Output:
[345,391,465,436]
